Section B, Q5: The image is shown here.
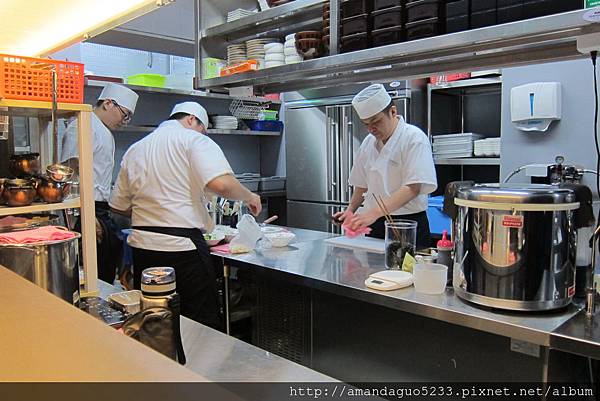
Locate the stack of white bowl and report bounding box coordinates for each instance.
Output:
[264,43,285,68]
[246,38,277,69]
[212,116,239,130]
[227,44,246,66]
[284,33,303,64]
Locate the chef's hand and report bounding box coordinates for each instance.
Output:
[95,218,103,242]
[347,209,380,231]
[246,194,262,217]
[333,209,353,223]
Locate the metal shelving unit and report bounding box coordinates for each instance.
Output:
[0,99,98,295]
[86,79,281,104]
[117,126,280,136]
[195,9,599,94]
[434,158,501,166]
[202,0,326,42]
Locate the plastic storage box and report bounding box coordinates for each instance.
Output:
[372,5,404,30]
[341,0,372,18]
[246,120,284,132]
[258,176,286,191]
[0,54,84,103]
[126,74,166,87]
[427,196,451,236]
[374,0,404,11]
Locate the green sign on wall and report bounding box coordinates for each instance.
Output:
[587,0,600,8]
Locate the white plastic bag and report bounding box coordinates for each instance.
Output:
[229,214,263,254]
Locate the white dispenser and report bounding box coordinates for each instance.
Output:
[511,82,562,132]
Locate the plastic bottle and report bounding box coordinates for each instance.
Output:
[437,230,454,286]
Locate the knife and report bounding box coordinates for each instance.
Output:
[324,213,343,226]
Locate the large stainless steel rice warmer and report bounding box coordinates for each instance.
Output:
[453,184,579,311]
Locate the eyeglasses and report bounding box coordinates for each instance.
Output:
[111,100,132,123]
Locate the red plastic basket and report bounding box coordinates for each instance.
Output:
[0,54,84,104]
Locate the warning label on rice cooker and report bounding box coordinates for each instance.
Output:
[502,215,524,228]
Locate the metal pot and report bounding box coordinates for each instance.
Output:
[9,153,40,177]
[453,184,578,311]
[0,233,81,304]
[37,176,71,203]
[3,178,37,207]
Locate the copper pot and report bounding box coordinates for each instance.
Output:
[9,153,41,178]
[37,177,71,204]
[4,179,37,207]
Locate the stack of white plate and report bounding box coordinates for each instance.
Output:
[432,133,484,159]
[212,116,239,130]
[246,38,278,69]
[227,44,247,66]
[227,8,256,22]
[474,138,501,157]
[284,33,303,64]
[264,42,285,68]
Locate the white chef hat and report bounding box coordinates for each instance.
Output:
[170,101,209,128]
[352,84,392,120]
[98,83,139,114]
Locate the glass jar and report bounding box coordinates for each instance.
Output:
[385,219,417,270]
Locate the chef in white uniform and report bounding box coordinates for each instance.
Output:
[110,101,262,327]
[60,83,139,283]
[335,84,437,247]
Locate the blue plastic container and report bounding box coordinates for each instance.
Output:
[427,195,451,236]
[246,120,284,132]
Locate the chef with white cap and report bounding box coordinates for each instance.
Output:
[334,84,437,247]
[110,101,262,327]
[60,83,139,283]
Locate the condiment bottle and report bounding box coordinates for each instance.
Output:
[437,230,454,286]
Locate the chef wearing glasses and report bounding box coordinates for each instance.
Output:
[334,83,437,247]
[61,83,139,284]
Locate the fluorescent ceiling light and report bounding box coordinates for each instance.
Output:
[0,0,175,57]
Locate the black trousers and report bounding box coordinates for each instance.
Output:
[75,202,122,283]
[367,211,432,249]
[131,245,220,329]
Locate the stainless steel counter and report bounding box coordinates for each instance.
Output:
[212,227,587,349]
[98,281,334,382]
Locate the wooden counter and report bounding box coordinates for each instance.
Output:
[0,266,203,382]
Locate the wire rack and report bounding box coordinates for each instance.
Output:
[229,99,271,120]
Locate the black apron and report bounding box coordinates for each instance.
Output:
[80,201,122,283]
[367,211,432,249]
[130,226,219,328]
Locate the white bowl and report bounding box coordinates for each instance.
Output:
[264,43,284,52]
[284,39,296,48]
[285,33,296,41]
[413,263,448,294]
[265,232,296,247]
[204,232,225,247]
[284,47,300,56]
[265,61,285,68]
[285,56,303,64]
[265,53,285,62]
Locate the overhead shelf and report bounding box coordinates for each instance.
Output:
[86,79,281,104]
[207,129,280,136]
[202,0,326,42]
[428,77,502,91]
[0,198,81,217]
[196,10,600,93]
[434,158,501,166]
[117,126,280,136]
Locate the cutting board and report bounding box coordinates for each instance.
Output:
[324,236,385,253]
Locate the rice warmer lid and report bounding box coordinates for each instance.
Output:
[456,184,577,207]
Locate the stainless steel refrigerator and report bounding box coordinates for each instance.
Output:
[286,95,409,233]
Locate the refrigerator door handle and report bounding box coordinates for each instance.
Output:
[326,110,334,200]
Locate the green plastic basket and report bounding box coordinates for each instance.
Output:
[126,73,166,88]
[259,110,278,121]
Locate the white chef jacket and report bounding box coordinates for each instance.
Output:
[109,120,233,252]
[60,113,115,202]
[348,116,437,215]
